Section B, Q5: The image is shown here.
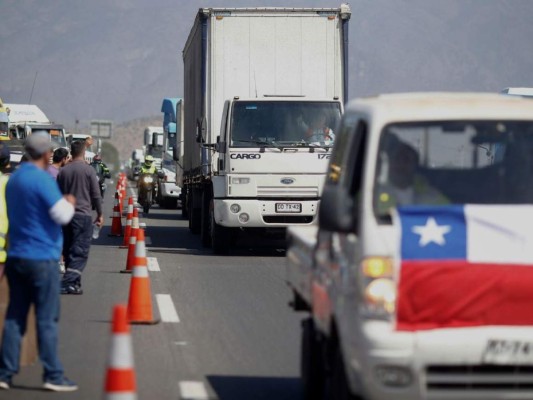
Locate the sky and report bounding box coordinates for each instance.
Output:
[0,0,532,125]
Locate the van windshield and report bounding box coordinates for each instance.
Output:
[374,121,533,219]
[230,101,342,148]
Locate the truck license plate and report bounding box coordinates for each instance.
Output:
[482,340,533,364]
[275,203,302,213]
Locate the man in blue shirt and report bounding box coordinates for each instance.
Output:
[0,134,77,392]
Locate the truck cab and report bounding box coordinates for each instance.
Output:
[287,93,533,400]
[207,96,342,250]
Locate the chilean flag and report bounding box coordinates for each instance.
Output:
[395,205,533,331]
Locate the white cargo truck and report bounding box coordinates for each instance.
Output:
[5,103,68,147]
[182,5,351,253]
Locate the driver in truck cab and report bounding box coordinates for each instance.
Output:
[376,140,448,214]
[305,112,335,144]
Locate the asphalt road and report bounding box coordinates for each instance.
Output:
[2,183,304,399]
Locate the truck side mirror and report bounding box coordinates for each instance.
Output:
[319,185,356,233]
[172,145,180,161]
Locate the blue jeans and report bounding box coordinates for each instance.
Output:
[0,258,64,382]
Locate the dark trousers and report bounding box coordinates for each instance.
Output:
[0,258,64,382]
[61,214,92,288]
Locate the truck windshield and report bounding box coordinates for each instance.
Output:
[147,146,163,159]
[49,129,67,148]
[0,122,7,138]
[374,120,533,219]
[230,101,342,148]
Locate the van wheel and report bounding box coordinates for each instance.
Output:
[325,338,360,400]
[301,318,325,400]
[210,199,231,254]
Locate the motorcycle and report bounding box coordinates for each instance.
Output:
[138,173,156,214]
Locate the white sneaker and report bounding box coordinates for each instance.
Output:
[0,380,10,390]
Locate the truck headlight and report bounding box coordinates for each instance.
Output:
[230,204,241,213]
[362,257,396,316]
[231,177,250,184]
[238,213,249,223]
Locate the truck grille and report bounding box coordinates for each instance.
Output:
[256,186,319,197]
[426,365,533,391]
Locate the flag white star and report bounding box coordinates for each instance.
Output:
[411,217,451,247]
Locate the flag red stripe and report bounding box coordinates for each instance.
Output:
[397,261,533,331]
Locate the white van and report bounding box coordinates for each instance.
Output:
[287,93,533,400]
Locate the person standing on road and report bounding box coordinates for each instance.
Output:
[0,142,10,279]
[0,134,77,391]
[47,148,69,180]
[57,140,103,295]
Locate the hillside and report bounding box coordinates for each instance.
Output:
[1,0,532,126]
[109,116,161,161]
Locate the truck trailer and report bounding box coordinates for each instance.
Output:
[182,5,351,253]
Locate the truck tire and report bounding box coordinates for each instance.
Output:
[182,191,189,219]
[209,199,231,254]
[325,337,360,400]
[301,318,325,400]
[189,190,201,234]
[201,191,212,247]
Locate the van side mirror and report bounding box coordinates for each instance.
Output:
[172,146,179,161]
[319,185,356,233]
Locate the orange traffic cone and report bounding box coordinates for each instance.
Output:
[121,197,134,248]
[132,228,147,269]
[121,208,139,273]
[104,305,136,399]
[127,231,159,325]
[109,192,123,237]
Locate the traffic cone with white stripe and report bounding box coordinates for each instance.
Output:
[127,229,159,324]
[109,192,123,237]
[121,208,139,273]
[104,304,136,399]
[121,197,134,248]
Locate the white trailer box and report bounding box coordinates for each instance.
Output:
[182,5,351,253]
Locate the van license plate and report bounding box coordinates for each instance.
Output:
[275,203,302,213]
[482,340,533,364]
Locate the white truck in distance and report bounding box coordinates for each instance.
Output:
[6,103,68,150]
[182,5,351,253]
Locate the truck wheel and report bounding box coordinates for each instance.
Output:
[325,338,360,400]
[182,192,189,219]
[301,318,325,400]
[201,192,212,247]
[209,199,231,254]
[189,190,201,234]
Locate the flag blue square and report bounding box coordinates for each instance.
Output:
[398,205,467,260]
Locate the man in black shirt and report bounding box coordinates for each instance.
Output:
[57,141,102,294]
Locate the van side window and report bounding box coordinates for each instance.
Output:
[326,114,360,185]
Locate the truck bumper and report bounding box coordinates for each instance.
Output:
[160,182,181,199]
[349,321,533,400]
[214,199,318,228]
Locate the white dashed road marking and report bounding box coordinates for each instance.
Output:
[179,381,209,400]
[147,257,160,271]
[156,294,180,323]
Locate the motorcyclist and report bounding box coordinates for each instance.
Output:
[90,154,111,197]
[137,155,160,206]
